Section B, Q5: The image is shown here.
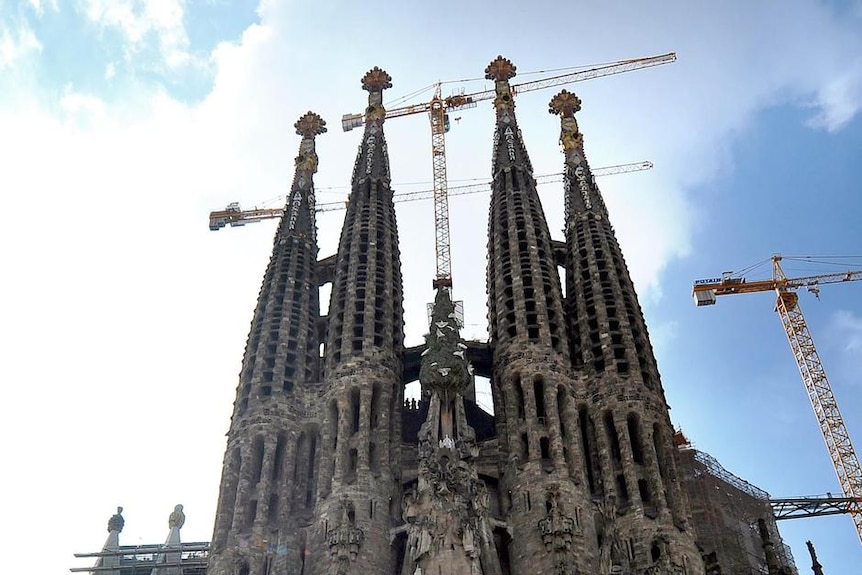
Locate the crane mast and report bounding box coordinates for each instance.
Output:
[430,89,452,288]
[693,255,862,545]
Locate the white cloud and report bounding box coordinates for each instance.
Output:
[832,309,862,358]
[807,62,862,131]
[0,19,41,70]
[82,0,192,69]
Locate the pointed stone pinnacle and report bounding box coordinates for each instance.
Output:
[294,111,327,138]
[549,90,582,117]
[361,67,393,92]
[485,56,517,81]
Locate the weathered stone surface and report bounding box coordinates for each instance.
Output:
[207,65,793,575]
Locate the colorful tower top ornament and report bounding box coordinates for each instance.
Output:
[362,67,392,127]
[485,56,517,118]
[548,89,584,159]
[293,111,326,176]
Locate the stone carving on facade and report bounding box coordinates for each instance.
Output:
[537,484,577,575]
[401,288,502,575]
[597,496,629,575]
[644,534,685,575]
[327,497,364,575]
[107,506,125,533]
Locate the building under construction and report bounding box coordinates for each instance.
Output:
[75,57,811,575]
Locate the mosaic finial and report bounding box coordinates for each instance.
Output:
[485,56,517,81]
[549,90,582,117]
[362,67,393,92]
[294,111,327,138]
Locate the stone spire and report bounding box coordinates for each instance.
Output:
[552,90,703,573]
[485,57,591,575]
[485,56,567,357]
[313,66,404,575]
[485,56,533,177]
[323,66,402,372]
[230,111,326,420]
[208,113,326,575]
[400,287,502,575]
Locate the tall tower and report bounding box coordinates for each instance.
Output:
[484,57,595,575]
[551,89,703,573]
[209,112,327,575]
[310,67,404,575]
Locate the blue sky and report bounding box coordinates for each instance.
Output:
[2,0,861,573]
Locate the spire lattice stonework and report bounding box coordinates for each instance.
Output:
[208,112,326,575]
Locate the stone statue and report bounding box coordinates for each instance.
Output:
[107,506,124,533]
[597,497,627,575]
[169,504,185,529]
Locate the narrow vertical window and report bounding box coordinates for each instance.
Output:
[272,434,285,481]
[370,383,380,429]
[330,401,339,449]
[251,435,265,485]
[627,413,644,465]
[534,377,546,421]
[267,493,279,523]
[515,376,525,419]
[350,388,361,434]
[604,411,621,462]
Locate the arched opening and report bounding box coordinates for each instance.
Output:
[272,433,286,481]
[627,413,644,465]
[515,375,525,419]
[370,383,380,429]
[533,377,546,421]
[579,406,601,496]
[350,388,361,434]
[251,435,265,485]
[604,411,621,463]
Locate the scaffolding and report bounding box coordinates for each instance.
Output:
[681,448,798,575]
[70,542,209,574]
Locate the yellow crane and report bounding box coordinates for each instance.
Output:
[341,52,676,288]
[208,161,652,230]
[692,254,862,544]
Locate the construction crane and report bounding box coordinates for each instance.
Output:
[692,254,862,544]
[342,52,676,289]
[208,161,652,230]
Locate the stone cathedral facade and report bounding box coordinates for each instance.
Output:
[205,58,749,575]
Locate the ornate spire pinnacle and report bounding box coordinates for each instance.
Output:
[485,56,532,173]
[295,111,327,139]
[549,90,605,219]
[349,67,393,186]
[361,67,392,127]
[283,111,325,240]
[548,89,584,162]
[485,56,517,118]
[420,288,471,399]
